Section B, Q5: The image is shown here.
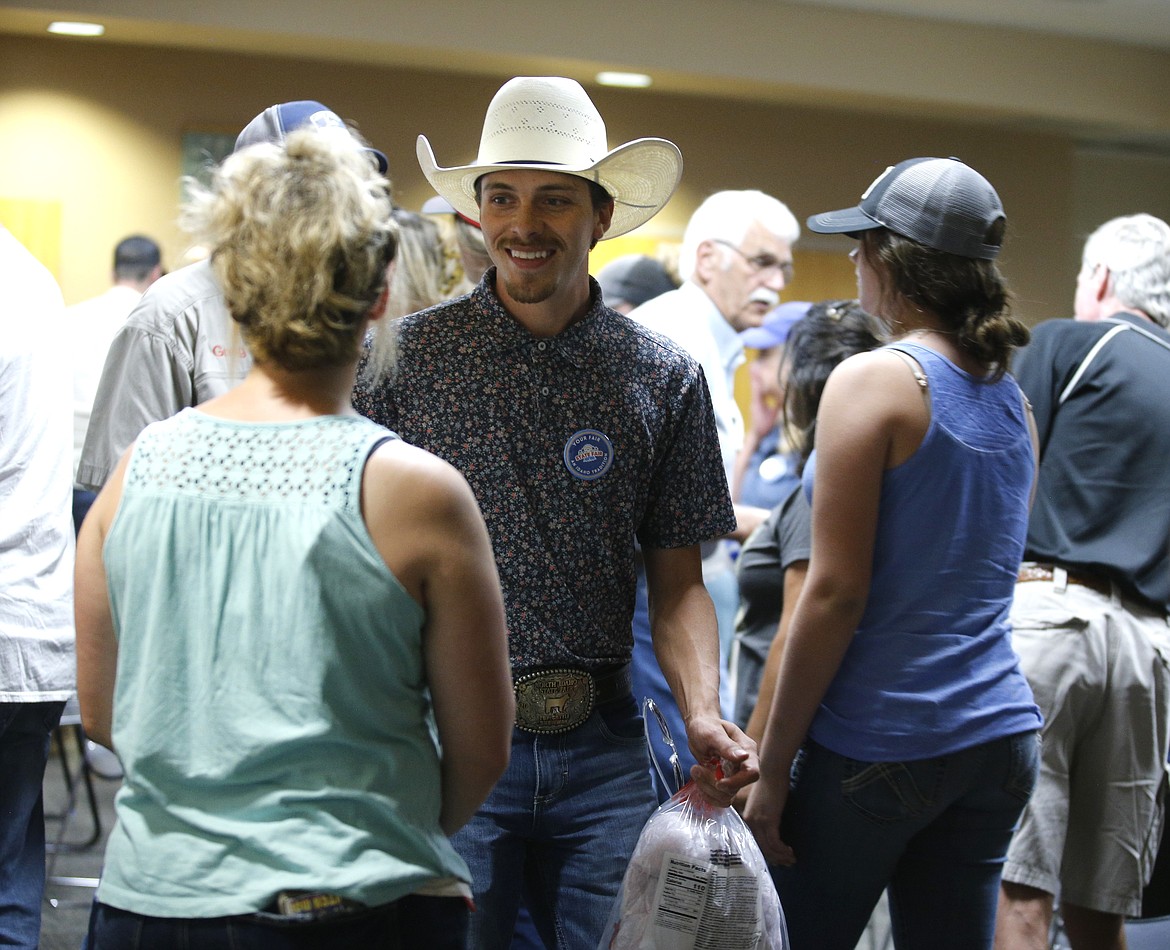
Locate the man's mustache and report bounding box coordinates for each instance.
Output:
[750,288,780,309]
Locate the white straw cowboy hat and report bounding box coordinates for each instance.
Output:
[416,76,683,240]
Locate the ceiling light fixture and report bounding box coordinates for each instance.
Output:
[596,71,652,89]
[48,21,105,37]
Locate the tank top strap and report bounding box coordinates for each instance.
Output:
[347,426,400,511]
[884,344,931,392]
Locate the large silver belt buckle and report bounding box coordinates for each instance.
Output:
[514,668,595,734]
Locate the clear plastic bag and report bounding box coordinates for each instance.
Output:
[598,702,790,949]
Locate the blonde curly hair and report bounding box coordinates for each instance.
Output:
[180,129,396,380]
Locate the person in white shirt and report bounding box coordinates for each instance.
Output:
[0,225,74,949]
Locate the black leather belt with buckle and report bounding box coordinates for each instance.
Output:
[513,664,631,734]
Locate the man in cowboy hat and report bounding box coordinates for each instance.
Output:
[352,76,759,949]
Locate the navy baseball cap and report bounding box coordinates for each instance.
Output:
[806,157,1004,260]
[234,100,388,175]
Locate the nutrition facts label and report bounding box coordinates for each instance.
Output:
[648,850,763,949]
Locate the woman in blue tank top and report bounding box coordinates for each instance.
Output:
[74,128,514,949]
[743,158,1042,950]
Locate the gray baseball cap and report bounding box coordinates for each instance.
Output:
[806,157,1004,260]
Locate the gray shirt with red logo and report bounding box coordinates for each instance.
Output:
[76,259,252,491]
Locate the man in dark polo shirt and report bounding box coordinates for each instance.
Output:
[998,214,1170,950]
[352,76,758,949]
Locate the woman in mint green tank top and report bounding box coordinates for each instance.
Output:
[74,126,513,949]
[744,158,1042,949]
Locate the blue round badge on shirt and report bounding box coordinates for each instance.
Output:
[563,429,614,481]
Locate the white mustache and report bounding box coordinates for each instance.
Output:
[750,288,780,308]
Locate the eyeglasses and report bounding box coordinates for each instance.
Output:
[713,239,795,282]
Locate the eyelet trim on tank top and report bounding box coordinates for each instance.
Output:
[125,411,383,510]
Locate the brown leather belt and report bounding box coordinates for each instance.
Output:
[1018,562,1111,597]
[513,663,631,735]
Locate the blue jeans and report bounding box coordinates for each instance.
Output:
[511,902,544,948]
[772,731,1039,950]
[631,570,697,800]
[0,701,66,950]
[631,562,736,801]
[702,548,740,682]
[452,697,657,949]
[85,895,467,949]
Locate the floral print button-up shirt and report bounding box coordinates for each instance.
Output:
[353,272,734,672]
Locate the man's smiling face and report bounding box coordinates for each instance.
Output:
[478,170,611,313]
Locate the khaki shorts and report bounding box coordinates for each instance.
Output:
[1003,576,1170,916]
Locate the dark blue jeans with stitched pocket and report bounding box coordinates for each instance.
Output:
[771,730,1040,950]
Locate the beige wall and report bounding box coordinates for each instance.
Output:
[6,0,1170,142]
[1074,146,1170,247]
[2,33,1169,323]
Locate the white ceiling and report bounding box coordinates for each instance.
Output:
[788,0,1170,50]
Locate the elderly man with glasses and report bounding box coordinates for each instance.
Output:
[632,191,799,487]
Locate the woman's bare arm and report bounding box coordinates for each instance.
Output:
[364,443,513,835]
[75,450,131,749]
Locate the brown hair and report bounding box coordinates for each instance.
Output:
[860,227,1028,379]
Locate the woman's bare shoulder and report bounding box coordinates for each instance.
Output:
[363,439,479,523]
